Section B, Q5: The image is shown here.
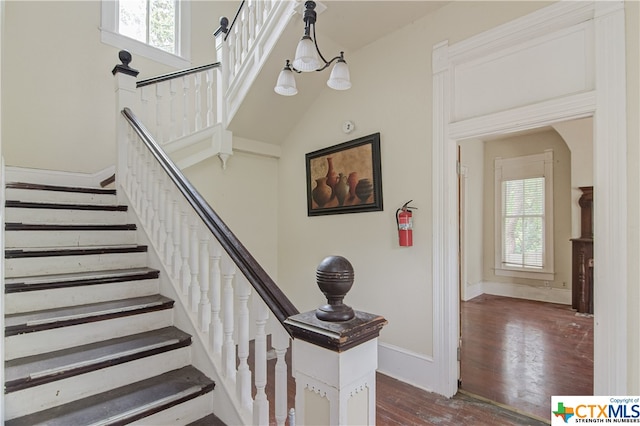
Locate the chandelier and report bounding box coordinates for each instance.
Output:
[274,1,351,96]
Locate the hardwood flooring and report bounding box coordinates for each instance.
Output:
[259,294,592,425]
[460,294,594,421]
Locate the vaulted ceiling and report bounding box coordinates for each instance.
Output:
[226,1,449,145]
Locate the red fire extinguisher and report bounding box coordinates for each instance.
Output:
[396,200,417,247]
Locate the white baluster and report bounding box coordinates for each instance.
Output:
[172,200,183,280]
[209,242,223,356]
[140,86,150,131]
[144,153,155,230]
[125,131,135,197]
[189,219,201,312]
[180,210,191,296]
[241,8,249,61]
[155,83,164,143]
[198,233,211,332]
[222,261,237,381]
[194,73,202,131]
[151,165,161,245]
[135,142,144,214]
[236,276,252,410]
[248,0,256,46]
[169,79,177,140]
[156,174,167,256]
[182,75,190,136]
[163,185,174,267]
[206,69,214,127]
[273,326,291,426]
[254,0,263,34]
[253,299,269,426]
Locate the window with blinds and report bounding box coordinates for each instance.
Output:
[494,150,554,280]
[502,177,545,269]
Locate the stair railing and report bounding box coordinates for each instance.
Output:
[113,58,298,425]
[214,0,296,126]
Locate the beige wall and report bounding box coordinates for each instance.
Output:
[481,130,572,291]
[1,0,231,174]
[276,1,551,357]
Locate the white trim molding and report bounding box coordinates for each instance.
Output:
[377,342,437,394]
[432,0,627,397]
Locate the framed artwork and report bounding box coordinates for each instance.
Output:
[306,132,383,216]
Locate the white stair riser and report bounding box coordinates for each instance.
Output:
[4,347,192,420]
[5,229,138,248]
[5,279,159,314]
[6,208,129,225]
[130,392,215,426]
[6,251,148,277]
[5,309,174,360]
[5,188,117,205]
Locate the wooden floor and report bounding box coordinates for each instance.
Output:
[460,294,594,421]
[262,294,593,425]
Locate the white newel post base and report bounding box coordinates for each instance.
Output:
[285,310,387,426]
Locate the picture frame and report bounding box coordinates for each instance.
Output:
[306,132,383,216]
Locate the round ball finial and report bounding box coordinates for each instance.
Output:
[315,255,355,322]
[118,50,132,67]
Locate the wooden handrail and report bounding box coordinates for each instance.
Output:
[136,62,221,88]
[121,107,300,327]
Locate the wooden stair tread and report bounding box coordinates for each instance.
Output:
[5,245,147,258]
[5,294,174,336]
[187,413,227,426]
[5,200,128,211]
[4,366,215,426]
[5,267,160,293]
[5,326,191,393]
[6,182,117,195]
[5,223,137,231]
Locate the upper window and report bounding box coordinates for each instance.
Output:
[494,151,554,280]
[101,0,191,68]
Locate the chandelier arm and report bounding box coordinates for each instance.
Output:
[314,55,343,72]
[312,23,331,67]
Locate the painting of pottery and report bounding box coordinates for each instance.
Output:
[306,133,383,216]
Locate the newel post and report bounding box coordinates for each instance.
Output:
[284,256,387,425]
[112,50,139,195]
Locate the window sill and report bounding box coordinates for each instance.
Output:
[101,29,191,69]
[494,268,554,281]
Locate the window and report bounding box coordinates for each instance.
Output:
[494,151,554,280]
[101,0,191,68]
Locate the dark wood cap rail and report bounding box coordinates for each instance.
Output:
[136,63,221,89]
[121,107,299,328]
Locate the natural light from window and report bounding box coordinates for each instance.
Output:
[119,0,176,54]
[494,150,554,280]
[101,0,190,68]
[502,177,544,269]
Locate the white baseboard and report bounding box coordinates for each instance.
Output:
[377,342,437,394]
[4,165,115,188]
[462,281,484,301]
[478,280,571,304]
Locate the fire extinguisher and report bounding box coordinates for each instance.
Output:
[396,200,417,247]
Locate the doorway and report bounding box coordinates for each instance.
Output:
[431,1,628,399]
[456,125,594,418]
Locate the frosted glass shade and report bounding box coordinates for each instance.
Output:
[274,66,298,96]
[292,36,322,72]
[327,60,351,91]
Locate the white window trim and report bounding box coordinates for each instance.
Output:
[100,0,191,69]
[494,150,554,281]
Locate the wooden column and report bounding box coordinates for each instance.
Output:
[284,256,387,425]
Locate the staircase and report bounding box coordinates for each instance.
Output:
[3,181,224,425]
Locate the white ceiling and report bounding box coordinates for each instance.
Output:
[227,1,449,145]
